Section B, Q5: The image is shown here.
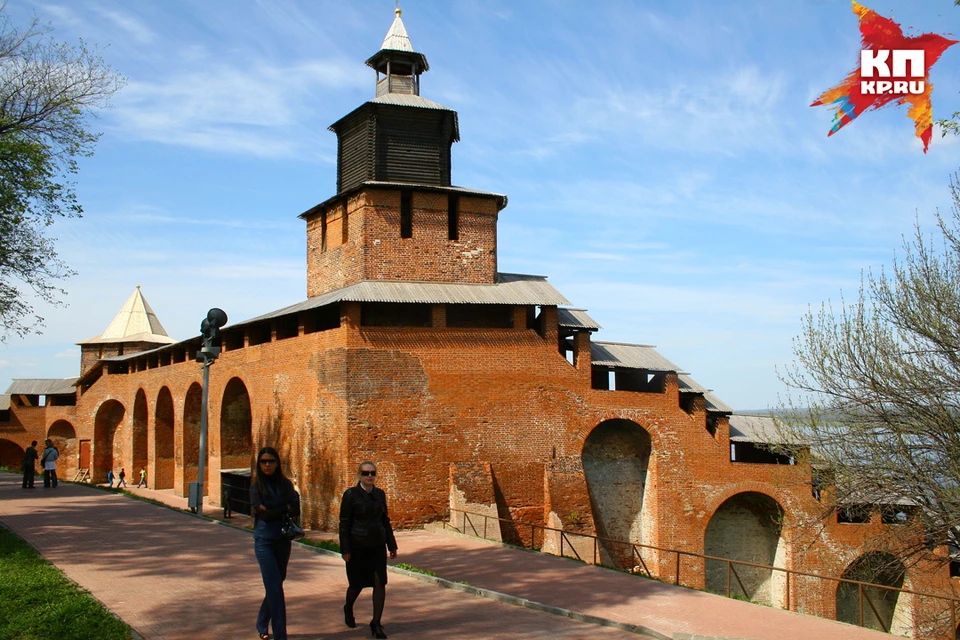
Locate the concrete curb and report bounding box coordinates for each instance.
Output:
[288,533,668,638]
[387,564,671,639]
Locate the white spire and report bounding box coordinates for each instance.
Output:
[381,7,414,52]
[77,286,176,345]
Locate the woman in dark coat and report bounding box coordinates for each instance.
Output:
[251,446,300,640]
[339,460,398,639]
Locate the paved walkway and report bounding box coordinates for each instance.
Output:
[0,473,890,640]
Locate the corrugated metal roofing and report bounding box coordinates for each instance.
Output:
[729,414,788,443]
[704,391,734,413]
[362,181,504,199]
[678,375,735,413]
[590,342,680,372]
[557,308,601,331]
[241,273,570,327]
[677,374,708,394]
[77,287,177,345]
[299,181,507,220]
[5,378,78,395]
[369,93,451,110]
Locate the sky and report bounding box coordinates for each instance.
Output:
[1,0,959,411]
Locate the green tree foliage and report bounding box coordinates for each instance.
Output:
[778,179,960,574]
[0,6,122,340]
[938,111,959,138]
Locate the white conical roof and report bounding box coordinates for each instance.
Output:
[77,286,176,345]
[381,8,414,52]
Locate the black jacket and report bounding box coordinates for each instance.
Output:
[251,476,301,540]
[339,484,397,555]
[21,446,38,472]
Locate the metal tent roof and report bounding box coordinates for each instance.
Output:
[557,308,601,331]
[590,341,681,372]
[4,378,78,395]
[241,273,571,327]
[77,286,177,346]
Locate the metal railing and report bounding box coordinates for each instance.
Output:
[447,508,960,635]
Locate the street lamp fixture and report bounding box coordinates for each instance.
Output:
[188,307,228,515]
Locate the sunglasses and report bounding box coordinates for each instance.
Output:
[360,470,377,477]
[259,458,278,465]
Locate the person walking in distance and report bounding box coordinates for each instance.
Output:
[117,467,127,488]
[251,446,300,640]
[41,439,59,488]
[339,461,398,639]
[107,469,114,488]
[137,467,147,488]
[21,441,38,489]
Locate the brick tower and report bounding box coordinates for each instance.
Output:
[302,8,507,297]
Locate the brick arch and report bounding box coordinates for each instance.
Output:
[700,481,797,531]
[219,377,252,473]
[153,387,175,489]
[177,382,204,497]
[582,418,653,568]
[93,400,125,483]
[704,491,786,608]
[836,551,907,633]
[573,412,665,452]
[0,439,26,469]
[132,389,148,485]
[47,420,77,479]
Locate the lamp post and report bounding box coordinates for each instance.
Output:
[188,307,228,516]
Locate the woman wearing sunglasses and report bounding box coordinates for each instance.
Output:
[251,446,300,640]
[339,461,398,639]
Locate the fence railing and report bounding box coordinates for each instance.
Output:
[446,508,960,635]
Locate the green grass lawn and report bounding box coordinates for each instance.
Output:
[0,525,135,640]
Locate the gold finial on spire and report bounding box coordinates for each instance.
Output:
[395,0,401,16]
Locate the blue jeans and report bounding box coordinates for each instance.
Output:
[255,536,291,639]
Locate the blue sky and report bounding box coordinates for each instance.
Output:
[1,0,959,410]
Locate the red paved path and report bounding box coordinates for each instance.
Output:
[0,472,889,639]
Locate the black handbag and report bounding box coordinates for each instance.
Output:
[281,512,304,541]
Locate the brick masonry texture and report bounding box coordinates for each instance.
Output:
[3,35,959,636]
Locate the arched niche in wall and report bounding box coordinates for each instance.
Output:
[132,389,148,485]
[93,400,125,484]
[219,377,253,473]
[154,387,175,489]
[582,418,652,568]
[704,491,786,608]
[836,551,907,634]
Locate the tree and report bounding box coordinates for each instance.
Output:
[0,5,123,340]
[937,111,959,138]
[777,178,960,574]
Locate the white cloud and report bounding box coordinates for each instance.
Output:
[110,60,363,158]
[92,6,156,44]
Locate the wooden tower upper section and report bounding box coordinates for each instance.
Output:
[331,7,457,192]
[302,8,507,298]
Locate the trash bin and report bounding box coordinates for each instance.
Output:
[220,468,252,518]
